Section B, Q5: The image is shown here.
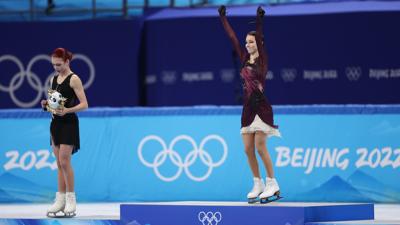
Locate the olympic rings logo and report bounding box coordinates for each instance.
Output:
[345,66,362,81]
[198,211,222,225]
[138,135,228,182]
[0,54,95,108]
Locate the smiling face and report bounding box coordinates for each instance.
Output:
[245,34,258,55]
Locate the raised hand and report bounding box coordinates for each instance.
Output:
[257,6,265,17]
[218,5,226,16]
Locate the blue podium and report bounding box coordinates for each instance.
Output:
[120,202,374,225]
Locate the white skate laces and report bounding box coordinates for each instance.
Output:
[260,177,281,204]
[247,177,265,203]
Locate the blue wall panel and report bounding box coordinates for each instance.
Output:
[0,20,141,108]
[144,6,400,105]
[0,106,399,203]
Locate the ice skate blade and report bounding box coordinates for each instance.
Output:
[247,197,258,204]
[63,212,76,218]
[47,212,76,218]
[260,195,283,204]
[47,212,65,218]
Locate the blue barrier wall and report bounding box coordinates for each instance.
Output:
[0,105,399,203]
[0,20,141,109]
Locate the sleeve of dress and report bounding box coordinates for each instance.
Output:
[220,15,245,62]
[255,14,268,75]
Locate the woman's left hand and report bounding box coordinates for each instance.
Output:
[218,5,226,16]
[257,6,265,17]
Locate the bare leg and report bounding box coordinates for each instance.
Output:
[58,144,74,192]
[242,133,260,178]
[52,142,66,192]
[255,131,274,178]
[47,140,67,216]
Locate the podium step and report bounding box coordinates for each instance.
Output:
[120,201,374,225]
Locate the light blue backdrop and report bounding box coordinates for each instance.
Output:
[0,106,399,203]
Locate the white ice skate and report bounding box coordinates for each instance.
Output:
[47,192,66,218]
[63,192,77,217]
[260,177,282,204]
[247,177,265,203]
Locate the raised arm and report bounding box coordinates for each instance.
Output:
[218,5,245,62]
[255,6,268,74]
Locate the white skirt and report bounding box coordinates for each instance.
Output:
[240,115,282,138]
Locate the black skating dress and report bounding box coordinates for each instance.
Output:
[50,73,80,154]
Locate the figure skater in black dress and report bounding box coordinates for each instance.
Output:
[41,47,88,217]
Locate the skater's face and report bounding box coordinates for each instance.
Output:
[245,35,258,55]
[51,56,69,74]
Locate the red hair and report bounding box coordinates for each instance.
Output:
[51,48,73,62]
